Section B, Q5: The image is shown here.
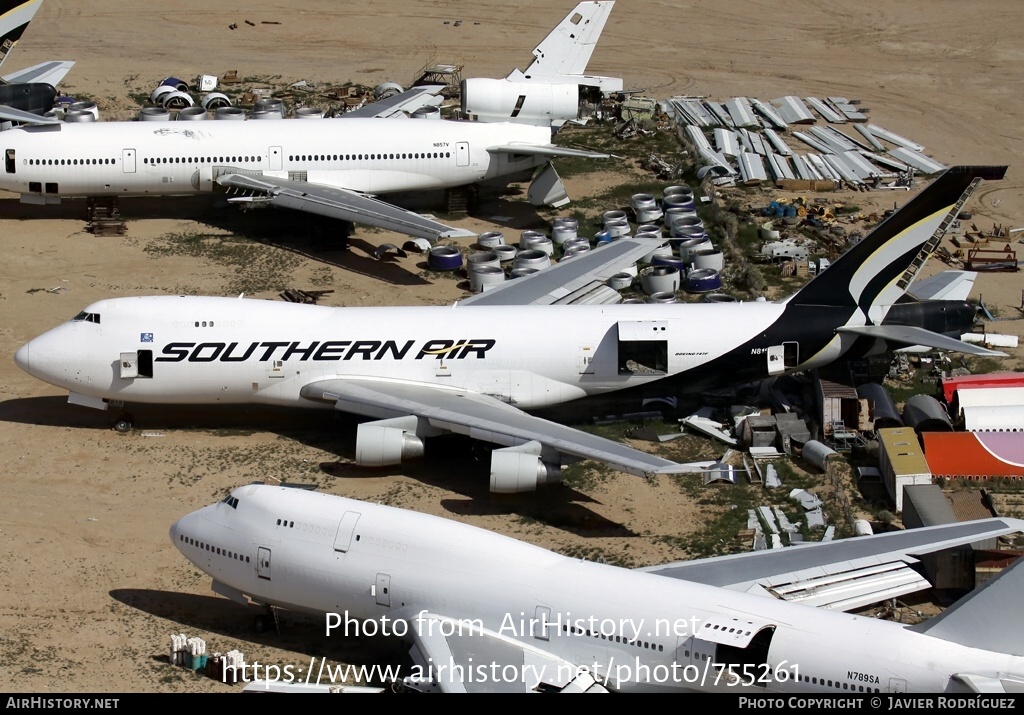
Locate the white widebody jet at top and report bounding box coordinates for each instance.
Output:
[0,1,622,237]
[15,166,1007,492]
[0,115,606,239]
[172,483,1024,693]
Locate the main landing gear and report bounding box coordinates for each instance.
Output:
[253,605,281,635]
[113,413,134,433]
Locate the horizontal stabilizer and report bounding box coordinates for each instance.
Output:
[908,270,978,301]
[487,143,610,160]
[837,324,1007,357]
[0,104,59,124]
[2,60,74,86]
[911,552,1024,657]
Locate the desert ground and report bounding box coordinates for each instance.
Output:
[1,0,1023,693]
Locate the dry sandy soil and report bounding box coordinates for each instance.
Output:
[1,0,1023,694]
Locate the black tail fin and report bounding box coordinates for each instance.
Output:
[1,0,44,71]
[786,166,1006,323]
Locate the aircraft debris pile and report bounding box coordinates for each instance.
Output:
[665,94,945,191]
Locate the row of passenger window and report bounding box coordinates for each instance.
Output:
[288,152,452,161]
[563,623,665,653]
[796,673,881,693]
[23,152,454,168]
[143,156,260,165]
[179,533,250,563]
[27,158,115,166]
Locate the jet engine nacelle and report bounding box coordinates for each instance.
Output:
[461,78,580,127]
[489,442,562,493]
[355,417,426,467]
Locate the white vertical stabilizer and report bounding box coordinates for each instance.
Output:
[507,1,615,81]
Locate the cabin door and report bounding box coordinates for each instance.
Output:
[456,142,470,167]
[766,341,799,375]
[333,511,360,552]
[257,547,272,580]
[375,573,391,607]
[269,146,282,171]
[122,149,136,173]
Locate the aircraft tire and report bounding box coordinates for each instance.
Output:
[113,416,133,433]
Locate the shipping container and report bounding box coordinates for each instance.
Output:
[878,427,932,512]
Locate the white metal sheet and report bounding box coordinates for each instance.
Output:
[763,127,793,156]
[805,96,845,123]
[714,127,741,157]
[792,131,834,154]
[827,96,867,122]
[771,96,815,124]
[888,147,947,174]
[868,124,925,152]
[737,152,767,183]
[684,124,712,151]
[725,97,759,127]
[750,98,788,129]
[853,123,886,151]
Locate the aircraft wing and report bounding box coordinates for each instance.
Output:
[459,235,666,306]
[0,104,60,124]
[640,518,1024,612]
[340,85,446,119]
[2,60,74,85]
[907,270,978,301]
[836,324,1006,357]
[215,173,475,240]
[407,612,608,693]
[487,143,610,160]
[298,377,702,478]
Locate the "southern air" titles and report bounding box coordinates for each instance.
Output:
[155,339,497,363]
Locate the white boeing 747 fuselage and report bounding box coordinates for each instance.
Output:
[15,295,833,410]
[171,485,1024,693]
[0,118,553,198]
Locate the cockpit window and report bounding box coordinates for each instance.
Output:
[72,311,101,324]
[220,495,239,509]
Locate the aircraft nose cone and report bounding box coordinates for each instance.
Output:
[169,515,186,552]
[14,341,30,374]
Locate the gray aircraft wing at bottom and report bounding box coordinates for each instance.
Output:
[459,235,668,306]
[299,377,702,478]
[641,518,1024,612]
[216,173,475,240]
